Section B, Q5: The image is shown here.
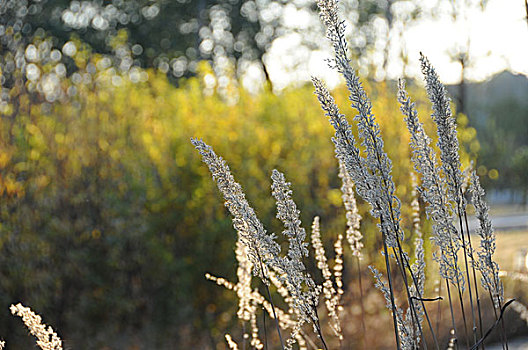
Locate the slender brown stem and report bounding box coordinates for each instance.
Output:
[470,300,515,350]
[263,282,284,349]
[441,204,467,348]
[316,321,329,350]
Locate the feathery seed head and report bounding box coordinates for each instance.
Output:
[470,171,503,307]
[399,79,464,288]
[191,138,281,283]
[338,161,363,257]
[225,334,239,350]
[10,303,62,350]
[419,54,463,200]
[271,169,308,259]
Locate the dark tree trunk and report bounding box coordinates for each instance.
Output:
[262,60,273,91]
[457,55,468,116]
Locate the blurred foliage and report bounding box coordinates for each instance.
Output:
[474,95,528,202]
[512,147,528,205]
[0,38,478,347]
[0,0,303,86]
[1,0,431,86]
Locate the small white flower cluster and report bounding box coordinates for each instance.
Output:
[311,217,342,339]
[10,303,62,350]
[338,161,363,257]
[235,241,253,323]
[206,270,310,349]
[333,234,344,305]
[225,334,239,350]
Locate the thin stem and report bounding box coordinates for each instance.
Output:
[394,238,440,350]
[382,236,402,350]
[446,279,458,342]
[263,282,284,349]
[525,0,528,28]
[456,204,478,348]
[496,296,509,350]
[462,209,485,349]
[487,290,505,350]
[470,300,515,350]
[441,210,467,348]
[455,279,470,349]
[437,278,442,337]
[256,251,285,350]
[391,245,425,349]
[373,139,438,349]
[312,305,329,350]
[474,210,509,350]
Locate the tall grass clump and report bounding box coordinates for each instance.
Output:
[193,0,509,349]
